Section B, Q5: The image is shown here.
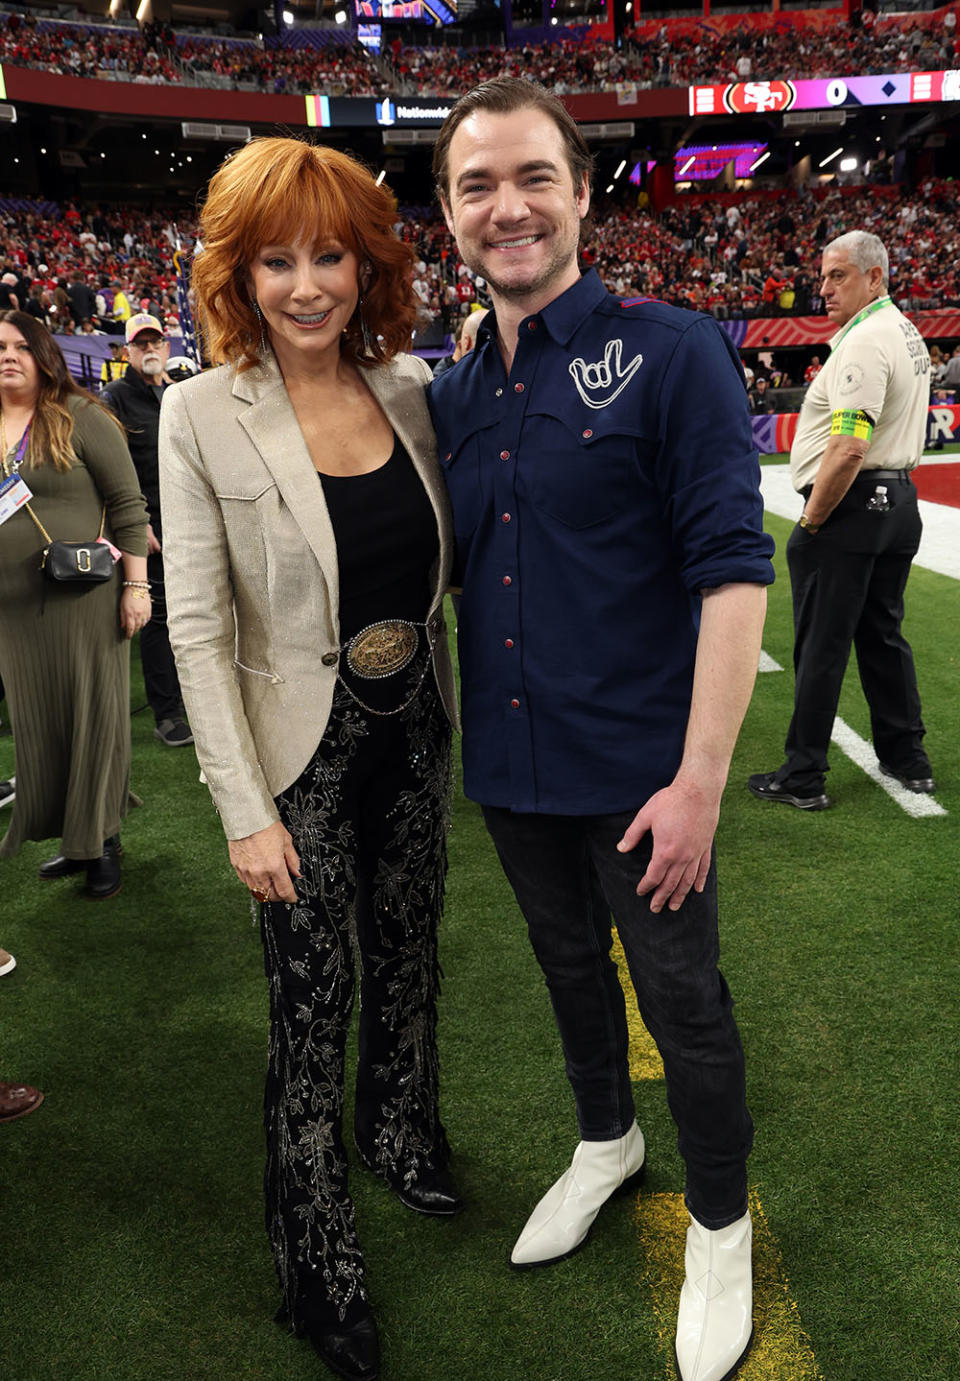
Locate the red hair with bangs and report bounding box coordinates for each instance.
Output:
[192,137,417,370]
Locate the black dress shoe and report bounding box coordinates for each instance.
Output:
[747,771,831,811]
[879,763,936,794]
[38,854,87,880]
[306,1310,380,1381]
[85,848,122,900]
[40,836,123,881]
[356,1142,464,1217]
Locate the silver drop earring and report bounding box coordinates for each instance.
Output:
[252,299,267,354]
[356,294,375,355]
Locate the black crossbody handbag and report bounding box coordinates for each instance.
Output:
[1,434,115,586]
[26,502,114,584]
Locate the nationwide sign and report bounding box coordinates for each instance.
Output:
[689,69,960,117]
[305,94,455,128]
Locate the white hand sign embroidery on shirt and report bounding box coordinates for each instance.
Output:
[568,339,644,410]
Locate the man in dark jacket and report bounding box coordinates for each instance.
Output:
[67,272,98,328]
[102,314,193,747]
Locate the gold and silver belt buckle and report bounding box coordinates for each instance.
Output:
[345,620,420,679]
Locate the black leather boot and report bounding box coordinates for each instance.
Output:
[38,854,87,880]
[40,835,123,881]
[85,847,122,900]
[294,1294,380,1381]
[355,1140,464,1217]
[307,1310,380,1381]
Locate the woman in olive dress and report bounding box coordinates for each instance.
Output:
[0,311,149,898]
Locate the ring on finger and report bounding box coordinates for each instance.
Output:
[251,884,271,903]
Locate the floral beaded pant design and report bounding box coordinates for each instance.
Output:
[260,668,451,1328]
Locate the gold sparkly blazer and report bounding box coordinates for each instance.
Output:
[158,350,458,841]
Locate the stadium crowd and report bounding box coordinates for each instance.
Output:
[1,9,958,94]
[391,13,958,96]
[5,179,958,350]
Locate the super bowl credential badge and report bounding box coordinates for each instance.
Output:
[0,472,33,528]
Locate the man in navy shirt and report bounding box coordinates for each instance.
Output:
[430,79,774,1381]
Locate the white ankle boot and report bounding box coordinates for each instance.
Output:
[510,1121,645,1268]
[675,1210,753,1381]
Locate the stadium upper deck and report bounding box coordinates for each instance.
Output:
[0,7,957,94]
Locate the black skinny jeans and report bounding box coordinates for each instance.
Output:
[482,806,753,1230]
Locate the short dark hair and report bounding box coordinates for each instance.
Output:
[432,77,594,205]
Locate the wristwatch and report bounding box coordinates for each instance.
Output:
[799,514,820,534]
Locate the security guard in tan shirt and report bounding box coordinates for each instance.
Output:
[749,230,934,809]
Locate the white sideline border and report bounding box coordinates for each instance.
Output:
[759,460,960,582]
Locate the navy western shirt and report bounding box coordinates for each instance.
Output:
[428,269,775,815]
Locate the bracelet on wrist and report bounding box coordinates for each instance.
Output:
[122,580,151,589]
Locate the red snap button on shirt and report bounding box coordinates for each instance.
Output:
[582,429,593,439]
[502,576,512,586]
[510,699,520,709]
[500,450,510,460]
[514,382,525,393]
[527,321,537,331]
[501,513,511,523]
[505,638,514,648]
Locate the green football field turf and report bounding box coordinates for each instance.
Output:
[2,506,957,1381]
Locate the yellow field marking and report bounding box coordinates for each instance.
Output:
[636,1192,822,1379]
[613,932,820,1377]
[611,929,664,1081]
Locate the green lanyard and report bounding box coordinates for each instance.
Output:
[831,295,892,351]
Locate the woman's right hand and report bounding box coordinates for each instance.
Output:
[228,821,301,905]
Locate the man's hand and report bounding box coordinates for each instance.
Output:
[617,777,720,915]
[146,523,162,555]
[228,821,301,905]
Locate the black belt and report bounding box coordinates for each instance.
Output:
[801,468,912,499]
[853,468,912,481]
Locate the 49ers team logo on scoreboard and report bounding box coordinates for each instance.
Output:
[689,80,796,116]
[690,69,960,118]
[725,80,797,114]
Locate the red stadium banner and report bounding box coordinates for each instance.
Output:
[723,311,960,350]
[752,404,959,454]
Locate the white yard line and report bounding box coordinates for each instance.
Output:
[759,461,960,581]
[830,717,947,817]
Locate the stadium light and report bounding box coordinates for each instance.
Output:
[605,184,614,193]
[818,147,843,168]
[335,8,347,20]
[749,151,770,173]
[614,159,626,179]
[375,170,386,186]
[282,9,294,24]
[678,155,696,177]
[839,157,858,172]
[626,1,632,10]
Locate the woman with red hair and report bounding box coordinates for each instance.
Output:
[159,138,460,1381]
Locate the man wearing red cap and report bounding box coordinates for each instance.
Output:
[102,315,193,748]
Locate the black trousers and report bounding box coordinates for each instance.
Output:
[777,472,929,790]
[482,808,752,1230]
[260,666,451,1330]
[140,551,186,724]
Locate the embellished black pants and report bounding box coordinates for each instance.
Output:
[260,668,451,1330]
